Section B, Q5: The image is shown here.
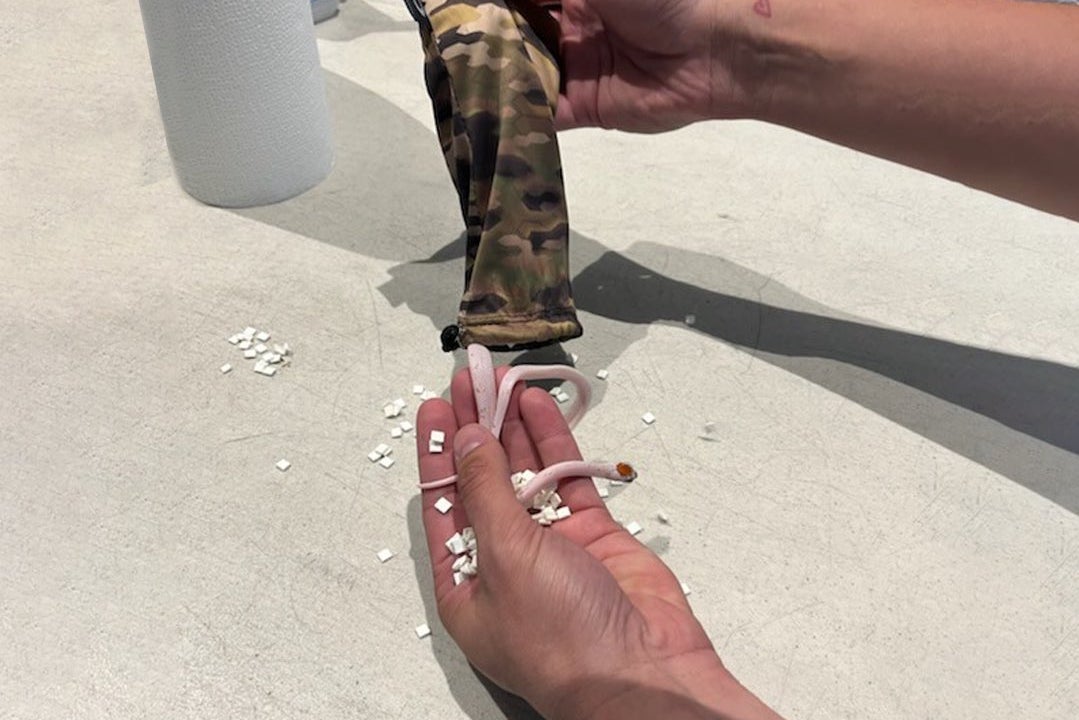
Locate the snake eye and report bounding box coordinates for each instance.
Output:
[616,462,637,481]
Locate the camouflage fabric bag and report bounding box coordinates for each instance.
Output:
[412,0,583,351]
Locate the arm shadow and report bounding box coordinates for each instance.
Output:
[572,242,1079,515]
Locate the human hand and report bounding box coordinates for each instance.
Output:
[415,365,782,719]
[545,0,753,132]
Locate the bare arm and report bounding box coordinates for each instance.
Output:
[736,0,1079,220]
[555,0,1079,220]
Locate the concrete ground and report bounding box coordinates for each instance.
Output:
[2,1,1077,718]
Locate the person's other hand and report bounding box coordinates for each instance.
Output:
[415,365,781,719]
[548,0,749,132]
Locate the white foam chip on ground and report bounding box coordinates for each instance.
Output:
[596,368,609,380]
[227,327,292,377]
[415,623,431,639]
[376,548,394,563]
[641,412,656,425]
[275,459,291,472]
[625,520,643,536]
[379,456,395,469]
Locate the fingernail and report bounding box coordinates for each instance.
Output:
[454,425,489,461]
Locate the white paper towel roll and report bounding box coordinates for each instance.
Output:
[139,0,334,207]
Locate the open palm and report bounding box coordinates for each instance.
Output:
[415,365,724,716]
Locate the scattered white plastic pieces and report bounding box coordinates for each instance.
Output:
[415,623,431,639]
[377,548,395,563]
[383,400,404,419]
[379,456,395,469]
[420,390,439,401]
[275,459,291,472]
[412,385,425,395]
[641,412,656,425]
[429,430,446,455]
[400,421,413,433]
[699,421,718,442]
[369,443,392,461]
[434,496,453,514]
[624,520,643,536]
[680,582,692,596]
[445,526,478,585]
[225,326,291,377]
[596,368,609,380]
[390,427,403,439]
[508,469,578,527]
[597,486,610,499]
[656,510,670,524]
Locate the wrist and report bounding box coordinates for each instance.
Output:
[705,0,836,124]
[540,651,781,720]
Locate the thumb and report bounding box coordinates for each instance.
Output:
[453,423,529,538]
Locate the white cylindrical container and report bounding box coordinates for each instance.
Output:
[139,0,334,207]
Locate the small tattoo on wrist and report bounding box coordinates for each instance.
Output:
[752,0,772,18]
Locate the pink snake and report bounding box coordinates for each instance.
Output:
[418,345,636,505]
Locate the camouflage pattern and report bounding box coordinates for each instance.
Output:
[419,0,583,350]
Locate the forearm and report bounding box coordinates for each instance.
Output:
[544,654,784,720]
[726,0,1079,220]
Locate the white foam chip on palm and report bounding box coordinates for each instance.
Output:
[447,526,479,585]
